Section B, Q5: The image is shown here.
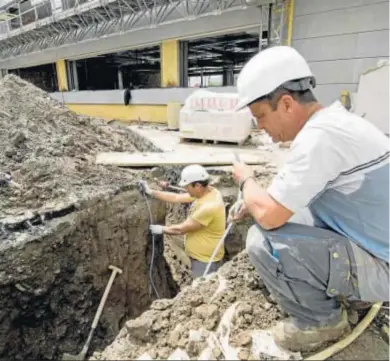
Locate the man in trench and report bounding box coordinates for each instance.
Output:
[139,164,226,278]
[229,46,389,352]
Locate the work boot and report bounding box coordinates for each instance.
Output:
[348,301,373,310]
[273,310,350,352]
[338,296,373,311]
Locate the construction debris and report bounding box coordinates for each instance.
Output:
[0,75,178,360]
[91,252,294,361]
[0,74,153,223]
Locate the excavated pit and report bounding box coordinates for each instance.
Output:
[0,74,181,360]
[0,188,179,360]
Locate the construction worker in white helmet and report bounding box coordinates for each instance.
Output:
[139,164,226,278]
[229,46,389,352]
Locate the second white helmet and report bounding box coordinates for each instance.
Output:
[178,165,210,187]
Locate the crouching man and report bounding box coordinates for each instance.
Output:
[229,46,389,352]
[139,164,226,278]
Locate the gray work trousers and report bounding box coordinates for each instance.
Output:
[246,221,389,328]
[190,258,223,278]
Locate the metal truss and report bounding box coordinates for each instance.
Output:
[0,0,252,59]
[255,0,289,48]
[0,0,288,60]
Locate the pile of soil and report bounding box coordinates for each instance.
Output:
[92,252,285,360]
[0,75,151,223]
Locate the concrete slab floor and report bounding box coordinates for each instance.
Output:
[127,125,289,170]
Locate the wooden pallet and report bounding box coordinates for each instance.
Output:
[179,137,247,146]
[96,151,264,167]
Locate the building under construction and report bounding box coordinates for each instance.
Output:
[0,0,388,123]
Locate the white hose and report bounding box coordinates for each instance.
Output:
[141,191,160,299]
[203,188,243,277]
[203,152,244,277]
[202,222,234,277]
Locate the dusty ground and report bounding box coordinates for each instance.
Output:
[93,248,389,361]
[0,74,159,224]
[91,252,287,361]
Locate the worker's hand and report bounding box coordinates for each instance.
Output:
[157,180,169,190]
[138,180,152,195]
[150,224,164,235]
[232,161,254,186]
[228,200,249,222]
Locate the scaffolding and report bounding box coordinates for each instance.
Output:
[0,0,289,60]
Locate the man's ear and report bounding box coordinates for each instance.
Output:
[279,94,295,113]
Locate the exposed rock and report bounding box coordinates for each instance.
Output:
[189,294,204,307]
[232,331,252,347]
[151,299,174,311]
[126,313,155,341]
[238,349,251,360]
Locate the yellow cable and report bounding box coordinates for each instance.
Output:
[305,302,383,361]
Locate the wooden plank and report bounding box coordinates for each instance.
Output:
[96,151,266,167]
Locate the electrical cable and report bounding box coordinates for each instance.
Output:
[140,190,160,299]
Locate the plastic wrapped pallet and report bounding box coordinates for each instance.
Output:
[179,90,253,145]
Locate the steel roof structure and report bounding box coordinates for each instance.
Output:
[0,0,287,61]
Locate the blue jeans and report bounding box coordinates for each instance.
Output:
[190,257,222,278]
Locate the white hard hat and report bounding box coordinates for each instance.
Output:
[178,164,210,187]
[235,46,314,110]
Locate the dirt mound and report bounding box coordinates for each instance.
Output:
[91,252,287,360]
[0,74,154,223]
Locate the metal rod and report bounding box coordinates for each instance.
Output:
[267,2,272,46]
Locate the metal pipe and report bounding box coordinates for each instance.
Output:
[287,0,294,46]
[258,5,263,50]
[267,2,272,46]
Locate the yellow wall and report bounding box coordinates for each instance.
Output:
[161,39,179,87]
[56,59,68,91]
[67,103,167,123]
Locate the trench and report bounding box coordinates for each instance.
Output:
[0,188,179,360]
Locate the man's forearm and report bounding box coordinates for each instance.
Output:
[242,178,273,229]
[162,218,204,235]
[162,224,186,235]
[233,162,293,229]
[151,189,182,203]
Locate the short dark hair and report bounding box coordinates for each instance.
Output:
[249,77,317,111]
[190,179,210,188]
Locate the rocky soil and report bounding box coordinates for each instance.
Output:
[91,252,289,361]
[0,75,178,360]
[93,247,390,361]
[0,74,158,225]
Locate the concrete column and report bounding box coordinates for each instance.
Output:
[118,68,124,89]
[161,39,179,87]
[55,59,68,91]
[179,40,188,87]
[223,64,234,86]
[72,61,79,91]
